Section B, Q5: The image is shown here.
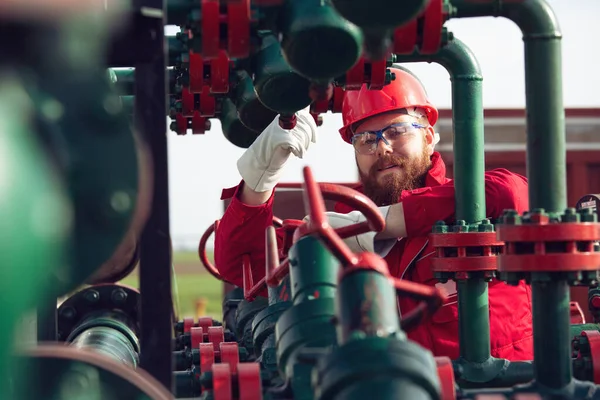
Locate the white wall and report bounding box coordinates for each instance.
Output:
[167,0,600,250]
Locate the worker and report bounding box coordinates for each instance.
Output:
[214,67,533,361]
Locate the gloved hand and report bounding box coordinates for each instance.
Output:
[303,207,397,257]
[237,107,318,193]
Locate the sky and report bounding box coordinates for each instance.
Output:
[165,0,600,250]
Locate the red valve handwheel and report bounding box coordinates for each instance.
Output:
[581,330,600,383]
[298,167,385,243]
[302,165,445,330]
[198,218,284,281]
[244,166,386,300]
[435,357,456,400]
[570,301,586,324]
[393,278,445,331]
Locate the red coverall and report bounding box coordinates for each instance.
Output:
[214,152,534,360]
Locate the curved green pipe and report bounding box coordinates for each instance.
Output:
[395,35,491,367]
[451,0,569,389]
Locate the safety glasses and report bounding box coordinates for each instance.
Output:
[351,122,426,155]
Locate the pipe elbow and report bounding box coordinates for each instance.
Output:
[501,0,562,40]
[437,35,483,81]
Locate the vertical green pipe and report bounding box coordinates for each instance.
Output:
[395,36,490,364]
[531,280,571,388]
[0,81,70,399]
[452,0,569,388]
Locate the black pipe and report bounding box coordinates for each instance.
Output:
[133,0,174,392]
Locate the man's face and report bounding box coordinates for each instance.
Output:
[354,112,436,206]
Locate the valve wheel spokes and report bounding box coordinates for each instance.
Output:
[198,217,284,282]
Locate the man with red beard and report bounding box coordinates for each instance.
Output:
[214,67,533,361]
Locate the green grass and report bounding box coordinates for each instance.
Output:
[118,250,223,320]
[173,250,208,264]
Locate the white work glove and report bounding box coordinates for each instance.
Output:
[237,107,318,193]
[304,207,397,257]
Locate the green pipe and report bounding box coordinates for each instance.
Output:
[451,0,565,213]
[0,80,70,399]
[457,279,489,363]
[452,0,569,389]
[395,35,491,366]
[531,280,572,388]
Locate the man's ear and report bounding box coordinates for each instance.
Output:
[425,126,437,155]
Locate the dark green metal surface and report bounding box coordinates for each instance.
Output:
[232,70,278,134]
[254,34,312,115]
[281,0,363,82]
[395,35,486,224]
[314,329,440,400]
[253,277,292,382]
[452,0,565,214]
[453,0,568,391]
[275,236,340,397]
[336,270,404,344]
[457,278,489,363]
[330,0,429,29]
[220,97,262,149]
[0,81,70,399]
[288,236,339,305]
[396,36,495,379]
[532,279,572,389]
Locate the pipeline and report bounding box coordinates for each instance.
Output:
[3,1,600,400]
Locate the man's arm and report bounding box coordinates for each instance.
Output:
[381,169,529,239]
[239,184,273,206]
[214,181,280,289]
[214,108,318,288]
[330,169,528,253]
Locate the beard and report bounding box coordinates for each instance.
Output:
[358,143,432,206]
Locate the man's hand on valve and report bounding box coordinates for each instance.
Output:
[237,107,317,194]
[303,204,408,257]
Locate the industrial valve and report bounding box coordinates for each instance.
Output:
[253,33,313,128]
[168,0,255,61]
[330,0,430,59]
[230,69,279,133]
[392,0,449,55]
[296,165,453,400]
[429,219,535,388]
[236,165,455,400]
[279,0,364,83]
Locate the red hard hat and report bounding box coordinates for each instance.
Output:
[339,67,438,144]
